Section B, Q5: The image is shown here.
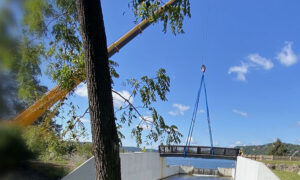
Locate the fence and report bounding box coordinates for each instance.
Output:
[158,145,240,160]
[243,154,300,161]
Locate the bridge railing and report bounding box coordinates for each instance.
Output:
[158,145,240,159]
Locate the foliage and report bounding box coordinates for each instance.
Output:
[119,146,157,152]
[75,142,93,158]
[22,125,93,162]
[0,0,191,147]
[238,142,300,156]
[0,3,47,119]
[0,125,35,168]
[260,160,300,166]
[0,72,26,119]
[119,68,182,146]
[268,139,288,156]
[23,125,67,160]
[131,0,191,34]
[17,39,47,104]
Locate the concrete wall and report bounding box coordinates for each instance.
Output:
[217,168,234,177]
[62,156,96,180]
[62,152,179,180]
[235,156,280,180]
[120,152,178,180]
[179,166,194,174]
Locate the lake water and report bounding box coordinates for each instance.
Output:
[165,157,236,180]
[165,175,231,180]
[166,157,236,169]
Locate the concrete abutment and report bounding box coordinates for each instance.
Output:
[62,152,280,180]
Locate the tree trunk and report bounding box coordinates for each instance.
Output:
[76,0,121,179]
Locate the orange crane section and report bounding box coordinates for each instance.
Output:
[12,0,178,126]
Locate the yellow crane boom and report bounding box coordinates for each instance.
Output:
[12,0,178,126]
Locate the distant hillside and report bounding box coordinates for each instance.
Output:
[77,143,158,153]
[120,146,158,153]
[237,143,300,156]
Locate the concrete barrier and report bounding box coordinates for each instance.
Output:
[235,156,280,180]
[63,152,239,180]
[179,166,194,174]
[217,168,234,177]
[62,152,179,180]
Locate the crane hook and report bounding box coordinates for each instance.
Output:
[201,65,206,73]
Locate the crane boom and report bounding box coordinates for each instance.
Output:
[12,0,178,126]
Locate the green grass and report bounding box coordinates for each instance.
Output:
[272,170,300,180]
[41,159,70,165]
[259,160,300,180]
[30,161,72,179]
[260,160,300,166]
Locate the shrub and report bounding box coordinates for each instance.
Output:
[0,125,35,169]
[268,139,288,156]
[76,142,93,158]
[23,125,67,160]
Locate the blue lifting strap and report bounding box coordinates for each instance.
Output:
[184,74,204,157]
[203,76,214,155]
[184,66,214,157]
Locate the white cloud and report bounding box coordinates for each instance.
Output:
[198,109,205,114]
[138,124,152,130]
[251,142,257,146]
[233,109,248,117]
[139,116,153,123]
[112,90,133,108]
[168,111,178,116]
[297,121,300,126]
[248,53,274,70]
[80,118,90,123]
[297,139,300,144]
[169,104,190,116]
[228,53,274,81]
[228,62,249,81]
[137,116,153,131]
[235,141,241,145]
[229,42,298,81]
[75,83,88,97]
[276,41,298,66]
[230,141,243,147]
[185,136,196,145]
[75,84,133,109]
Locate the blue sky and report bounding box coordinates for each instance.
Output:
[41,0,300,148]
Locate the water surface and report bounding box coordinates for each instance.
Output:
[166,157,236,169]
[165,175,231,180]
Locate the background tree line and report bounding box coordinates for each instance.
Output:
[0,0,191,179]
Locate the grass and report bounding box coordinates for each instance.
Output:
[44,159,70,165]
[29,161,73,179]
[0,161,72,180]
[27,154,91,179]
[260,160,300,166]
[259,160,300,180]
[272,170,300,180]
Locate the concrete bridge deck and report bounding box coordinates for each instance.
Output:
[159,145,240,160]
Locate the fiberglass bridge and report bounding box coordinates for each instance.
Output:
[159,145,240,160]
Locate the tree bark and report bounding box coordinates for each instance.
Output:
[76,0,121,179]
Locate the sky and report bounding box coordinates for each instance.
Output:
[40,0,300,148]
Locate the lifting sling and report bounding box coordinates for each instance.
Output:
[184,65,214,157]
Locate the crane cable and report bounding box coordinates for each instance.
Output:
[184,65,214,157]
